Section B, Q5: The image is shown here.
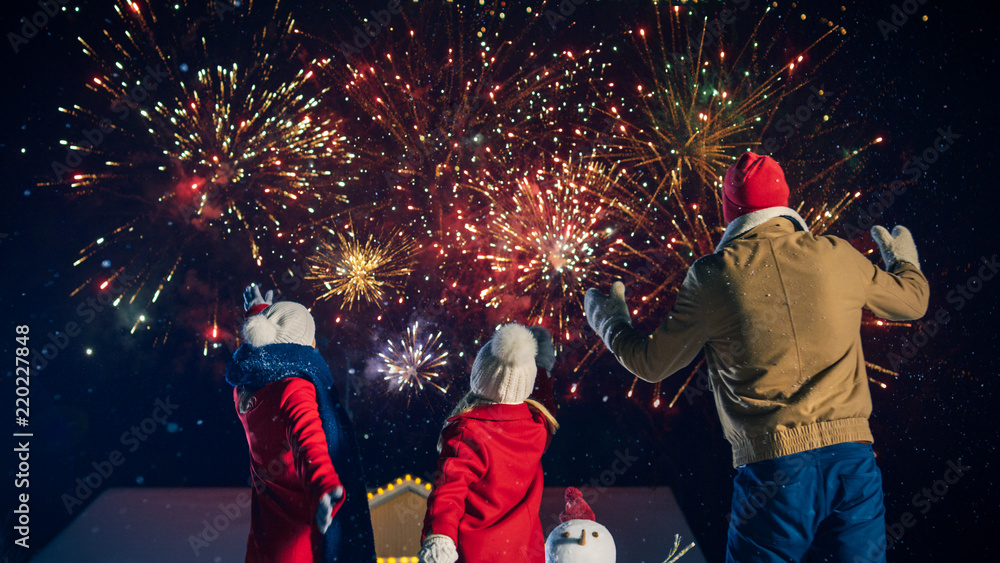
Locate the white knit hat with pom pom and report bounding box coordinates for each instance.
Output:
[470,323,538,405]
[242,301,316,347]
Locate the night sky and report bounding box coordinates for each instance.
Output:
[2,0,998,561]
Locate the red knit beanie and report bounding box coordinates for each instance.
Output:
[559,487,595,522]
[722,152,790,223]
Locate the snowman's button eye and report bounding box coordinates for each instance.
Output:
[562,532,570,538]
[592,531,599,537]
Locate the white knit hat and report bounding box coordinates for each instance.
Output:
[241,301,316,347]
[470,323,538,405]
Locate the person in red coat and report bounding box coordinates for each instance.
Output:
[226,285,376,562]
[419,323,559,563]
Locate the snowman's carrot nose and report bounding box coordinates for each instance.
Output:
[578,529,587,546]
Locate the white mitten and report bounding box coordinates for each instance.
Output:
[243,283,274,311]
[871,225,920,271]
[584,281,632,349]
[315,486,344,534]
[419,534,458,563]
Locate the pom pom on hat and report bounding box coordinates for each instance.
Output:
[241,301,315,347]
[723,151,790,223]
[243,314,279,347]
[560,487,596,523]
[491,322,538,365]
[470,323,538,405]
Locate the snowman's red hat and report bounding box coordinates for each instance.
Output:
[560,487,596,522]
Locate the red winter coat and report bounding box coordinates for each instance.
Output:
[235,378,345,563]
[422,403,551,563]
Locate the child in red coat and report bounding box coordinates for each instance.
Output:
[227,286,376,562]
[419,323,559,563]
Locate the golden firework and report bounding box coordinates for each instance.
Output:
[306,226,416,309]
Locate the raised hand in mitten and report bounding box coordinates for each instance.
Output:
[871,225,920,271]
[418,534,458,563]
[315,485,344,534]
[528,326,556,372]
[243,284,274,313]
[584,281,632,349]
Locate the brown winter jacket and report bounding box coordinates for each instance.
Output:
[608,211,929,467]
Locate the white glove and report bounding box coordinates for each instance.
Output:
[419,534,458,563]
[584,281,632,349]
[243,283,273,311]
[871,225,920,271]
[315,486,344,534]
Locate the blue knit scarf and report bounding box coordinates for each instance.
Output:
[226,343,376,562]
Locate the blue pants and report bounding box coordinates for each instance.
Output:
[726,442,886,563]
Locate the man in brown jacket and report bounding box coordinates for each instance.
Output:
[585,152,928,563]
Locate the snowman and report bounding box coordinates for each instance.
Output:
[545,487,616,563]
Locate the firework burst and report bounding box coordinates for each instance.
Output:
[306,225,417,309]
[378,321,451,400]
[569,4,882,260]
[311,0,593,246]
[471,156,636,339]
[49,0,359,323]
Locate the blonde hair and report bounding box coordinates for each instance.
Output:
[437,391,558,452]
